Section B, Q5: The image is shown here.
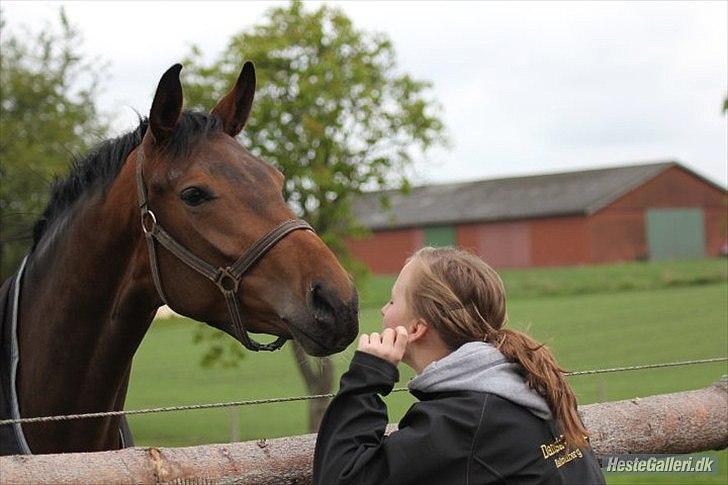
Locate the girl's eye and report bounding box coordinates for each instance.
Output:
[180,187,212,207]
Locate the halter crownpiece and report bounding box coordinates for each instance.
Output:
[135,147,313,352]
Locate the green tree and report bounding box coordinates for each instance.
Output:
[0,9,108,278]
[182,1,446,431]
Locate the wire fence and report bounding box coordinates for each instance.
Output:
[1,356,725,426]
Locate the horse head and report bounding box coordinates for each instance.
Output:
[133,62,358,356]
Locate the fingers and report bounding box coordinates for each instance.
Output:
[356,326,409,366]
[382,328,395,347]
[394,326,408,352]
[357,333,370,351]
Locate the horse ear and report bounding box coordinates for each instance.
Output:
[149,64,184,144]
[211,61,256,137]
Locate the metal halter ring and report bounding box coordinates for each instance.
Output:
[216,268,240,294]
[141,210,158,235]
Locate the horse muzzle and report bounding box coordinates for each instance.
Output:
[284,283,358,356]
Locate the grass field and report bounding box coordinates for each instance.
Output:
[357,258,728,307]
[126,258,728,484]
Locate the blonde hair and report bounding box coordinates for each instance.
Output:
[405,246,588,450]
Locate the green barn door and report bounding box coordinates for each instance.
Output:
[646,208,705,261]
[424,226,456,247]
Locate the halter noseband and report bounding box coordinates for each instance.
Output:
[135,148,313,352]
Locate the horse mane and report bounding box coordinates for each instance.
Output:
[31,111,223,249]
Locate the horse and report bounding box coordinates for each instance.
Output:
[0,62,359,455]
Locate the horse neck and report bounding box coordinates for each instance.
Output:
[16,155,158,452]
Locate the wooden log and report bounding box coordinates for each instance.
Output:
[1,377,726,484]
[580,375,727,455]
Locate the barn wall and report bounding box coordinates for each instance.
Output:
[594,166,726,258]
[529,216,590,266]
[346,228,423,274]
[705,207,727,256]
[602,166,725,210]
[351,217,591,272]
[457,221,531,268]
[588,212,647,263]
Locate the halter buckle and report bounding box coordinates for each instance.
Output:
[215,267,240,294]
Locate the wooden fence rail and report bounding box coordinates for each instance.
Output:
[1,376,726,484]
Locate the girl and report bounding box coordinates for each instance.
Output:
[313,247,605,484]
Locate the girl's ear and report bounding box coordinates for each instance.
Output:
[407,319,430,343]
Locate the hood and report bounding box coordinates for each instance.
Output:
[408,341,552,420]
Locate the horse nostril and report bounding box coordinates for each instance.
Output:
[309,283,336,325]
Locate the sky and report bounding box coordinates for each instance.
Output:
[2,0,727,187]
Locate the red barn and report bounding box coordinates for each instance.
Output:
[346,161,727,274]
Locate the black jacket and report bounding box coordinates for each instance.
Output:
[314,351,605,484]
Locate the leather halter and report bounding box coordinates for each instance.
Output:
[134,147,313,352]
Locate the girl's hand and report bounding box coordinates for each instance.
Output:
[357,326,408,366]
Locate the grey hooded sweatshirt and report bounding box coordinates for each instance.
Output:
[408,340,553,420]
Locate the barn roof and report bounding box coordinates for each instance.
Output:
[351,160,721,230]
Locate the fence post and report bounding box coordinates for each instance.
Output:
[229,407,240,443]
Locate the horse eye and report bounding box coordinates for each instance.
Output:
[180,187,211,207]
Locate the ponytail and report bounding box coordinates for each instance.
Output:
[493,328,588,450]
